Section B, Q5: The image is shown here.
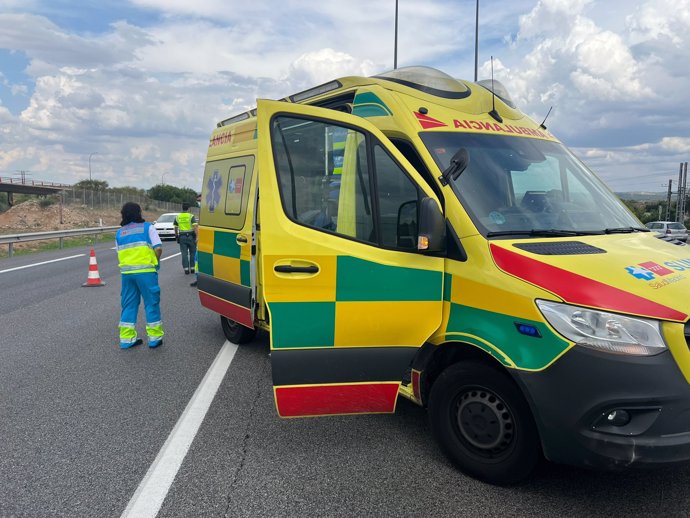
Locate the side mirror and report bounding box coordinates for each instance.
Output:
[439,147,469,185]
[418,197,445,253]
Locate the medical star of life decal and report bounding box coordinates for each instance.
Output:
[206,170,222,212]
[625,261,675,281]
[626,265,656,280]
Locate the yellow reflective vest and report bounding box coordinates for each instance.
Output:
[176,212,195,232]
[116,222,158,274]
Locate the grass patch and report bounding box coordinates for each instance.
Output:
[0,232,117,259]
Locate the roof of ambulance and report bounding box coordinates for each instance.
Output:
[216,66,524,128]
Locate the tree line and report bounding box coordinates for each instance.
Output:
[621,199,687,225]
[0,180,198,212]
[73,180,198,206]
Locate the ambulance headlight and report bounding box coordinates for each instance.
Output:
[536,300,666,356]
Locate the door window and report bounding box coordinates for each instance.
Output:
[374,145,419,248]
[271,116,420,251]
[200,155,255,230]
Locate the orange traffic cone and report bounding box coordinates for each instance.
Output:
[82,247,106,287]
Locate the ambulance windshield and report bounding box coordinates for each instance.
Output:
[420,132,642,237]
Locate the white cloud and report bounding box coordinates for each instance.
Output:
[0,14,149,67]
[282,49,377,91]
[626,0,690,45]
[0,0,688,192]
[660,137,690,154]
[518,0,594,39]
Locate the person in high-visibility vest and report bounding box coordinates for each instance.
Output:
[116,202,164,349]
[174,202,198,275]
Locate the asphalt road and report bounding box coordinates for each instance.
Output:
[1,240,690,517]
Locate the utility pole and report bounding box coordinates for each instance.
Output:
[676,163,683,222]
[88,152,98,182]
[474,0,479,81]
[680,162,688,225]
[394,0,398,69]
[666,179,673,221]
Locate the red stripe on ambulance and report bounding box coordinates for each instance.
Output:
[275,383,400,417]
[490,244,687,321]
[198,291,253,328]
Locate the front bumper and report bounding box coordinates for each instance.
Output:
[156,228,176,238]
[515,346,690,469]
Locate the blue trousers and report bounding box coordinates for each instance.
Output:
[179,233,196,272]
[119,272,163,347]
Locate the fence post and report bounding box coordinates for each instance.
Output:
[8,243,13,257]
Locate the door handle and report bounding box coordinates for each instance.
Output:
[236,234,248,244]
[274,265,319,274]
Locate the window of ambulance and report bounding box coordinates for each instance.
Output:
[419,132,641,237]
[271,116,422,251]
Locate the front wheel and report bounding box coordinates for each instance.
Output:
[428,361,540,485]
[220,315,257,344]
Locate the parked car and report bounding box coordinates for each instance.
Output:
[645,221,689,242]
[153,212,180,240]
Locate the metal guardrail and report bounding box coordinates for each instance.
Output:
[0,226,119,257]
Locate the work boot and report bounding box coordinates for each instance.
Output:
[120,338,143,350]
[190,280,198,287]
[184,269,190,274]
[149,338,163,348]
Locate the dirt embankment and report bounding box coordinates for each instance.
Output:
[0,199,161,254]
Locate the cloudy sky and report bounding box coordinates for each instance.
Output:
[0,0,688,193]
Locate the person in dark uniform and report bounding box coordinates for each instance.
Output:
[174,202,198,275]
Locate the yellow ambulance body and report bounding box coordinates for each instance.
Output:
[198,67,690,484]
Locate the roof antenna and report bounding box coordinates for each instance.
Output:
[488,56,503,123]
[539,106,553,130]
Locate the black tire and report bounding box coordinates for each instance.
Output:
[220,315,257,344]
[428,361,540,485]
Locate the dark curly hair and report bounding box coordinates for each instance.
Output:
[120,202,145,226]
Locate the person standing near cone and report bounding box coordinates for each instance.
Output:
[116,202,164,349]
[174,202,197,275]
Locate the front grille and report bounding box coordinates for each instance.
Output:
[513,241,606,255]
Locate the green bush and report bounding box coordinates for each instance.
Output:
[39,198,56,208]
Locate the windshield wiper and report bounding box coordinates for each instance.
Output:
[487,229,604,238]
[603,226,650,234]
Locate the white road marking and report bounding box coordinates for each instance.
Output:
[0,254,86,274]
[160,252,181,262]
[121,340,239,518]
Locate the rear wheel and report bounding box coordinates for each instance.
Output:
[428,361,540,485]
[220,315,257,344]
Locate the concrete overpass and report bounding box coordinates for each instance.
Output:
[0,177,72,205]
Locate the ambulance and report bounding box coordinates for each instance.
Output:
[197,66,690,484]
